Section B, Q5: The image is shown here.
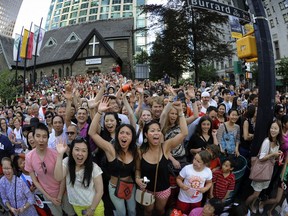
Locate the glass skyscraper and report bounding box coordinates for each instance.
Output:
[45,0,147,52]
[0,0,23,37]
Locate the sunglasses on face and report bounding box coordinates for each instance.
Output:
[41,161,47,174]
[66,131,76,135]
[45,115,52,119]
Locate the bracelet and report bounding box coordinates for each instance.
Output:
[90,208,95,212]
[178,113,184,117]
[135,176,141,179]
[97,111,103,115]
[190,98,196,103]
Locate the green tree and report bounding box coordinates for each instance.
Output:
[0,70,20,104]
[134,50,149,64]
[198,64,218,83]
[139,0,233,86]
[276,57,288,85]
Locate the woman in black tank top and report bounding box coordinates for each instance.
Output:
[135,101,188,216]
[89,97,138,216]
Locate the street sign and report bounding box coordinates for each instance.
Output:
[187,0,251,23]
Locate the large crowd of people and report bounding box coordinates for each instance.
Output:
[0,72,287,216]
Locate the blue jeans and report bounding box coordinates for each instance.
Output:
[108,182,136,216]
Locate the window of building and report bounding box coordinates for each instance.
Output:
[78,17,87,23]
[279,2,285,10]
[56,3,63,9]
[65,32,81,43]
[61,14,68,20]
[275,17,279,24]
[274,41,280,59]
[111,13,120,18]
[53,16,60,23]
[123,12,133,17]
[100,14,109,19]
[284,13,288,23]
[70,11,78,18]
[45,37,57,47]
[137,19,145,28]
[90,8,98,14]
[89,15,97,21]
[58,68,62,78]
[270,19,275,28]
[81,3,89,9]
[73,0,79,4]
[64,1,71,7]
[266,8,271,16]
[101,6,109,13]
[112,5,121,11]
[62,7,70,13]
[221,62,224,69]
[69,19,77,24]
[107,41,114,49]
[123,4,132,11]
[72,5,79,11]
[124,0,132,3]
[101,0,110,5]
[66,67,70,77]
[60,21,67,27]
[91,1,99,7]
[54,9,61,16]
[272,6,275,13]
[112,0,121,3]
[79,10,87,16]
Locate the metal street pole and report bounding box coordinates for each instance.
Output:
[247,0,276,156]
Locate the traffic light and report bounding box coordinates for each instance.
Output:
[236,35,257,59]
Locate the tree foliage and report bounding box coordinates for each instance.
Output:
[198,65,218,83]
[276,57,288,85]
[134,50,149,64]
[0,70,20,104]
[139,0,234,85]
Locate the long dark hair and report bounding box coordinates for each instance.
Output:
[102,112,121,142]
[194,116,212,137]
[68,137,93,188]
[114,124,137,159]
[140,120,161,153]
[268,120,282,145]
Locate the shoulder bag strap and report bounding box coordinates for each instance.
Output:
[153,145,161,195]
[223,123,228,134]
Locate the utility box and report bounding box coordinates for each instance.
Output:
[236,36,257,59]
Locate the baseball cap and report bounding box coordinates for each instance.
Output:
[201,92,210,97]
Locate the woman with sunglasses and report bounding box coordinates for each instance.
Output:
[54,137,105,216]
[88,97,138,216]
[44,111,54,134]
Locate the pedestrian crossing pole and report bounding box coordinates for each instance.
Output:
[246,0,276,156]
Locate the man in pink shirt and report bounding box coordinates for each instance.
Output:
[25,123,75,216]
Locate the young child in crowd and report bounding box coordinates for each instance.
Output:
[189,198,224,216]
[176,150,212,215]
[207,144,221,172]
[211,158,235,202]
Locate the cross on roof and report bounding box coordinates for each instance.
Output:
[89,35,99,56]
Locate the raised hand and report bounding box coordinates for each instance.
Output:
[172,101,183,112]
[98,97,111,113]
[87,94,97,109]
[63,82,73,100]
[56,142,68,155]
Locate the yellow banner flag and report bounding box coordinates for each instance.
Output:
[20,29,29,58]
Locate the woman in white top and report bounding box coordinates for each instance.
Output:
[54,137,104,216]
[12,117,25,153]
[245,120,282,213]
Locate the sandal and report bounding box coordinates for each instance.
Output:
[249,204,257,214]
[258,201,264,214]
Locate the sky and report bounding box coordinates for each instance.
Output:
[14,0,165,38]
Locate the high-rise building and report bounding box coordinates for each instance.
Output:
[263,0,288,61]
[45,0,147,52]
[0,0,23,37]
